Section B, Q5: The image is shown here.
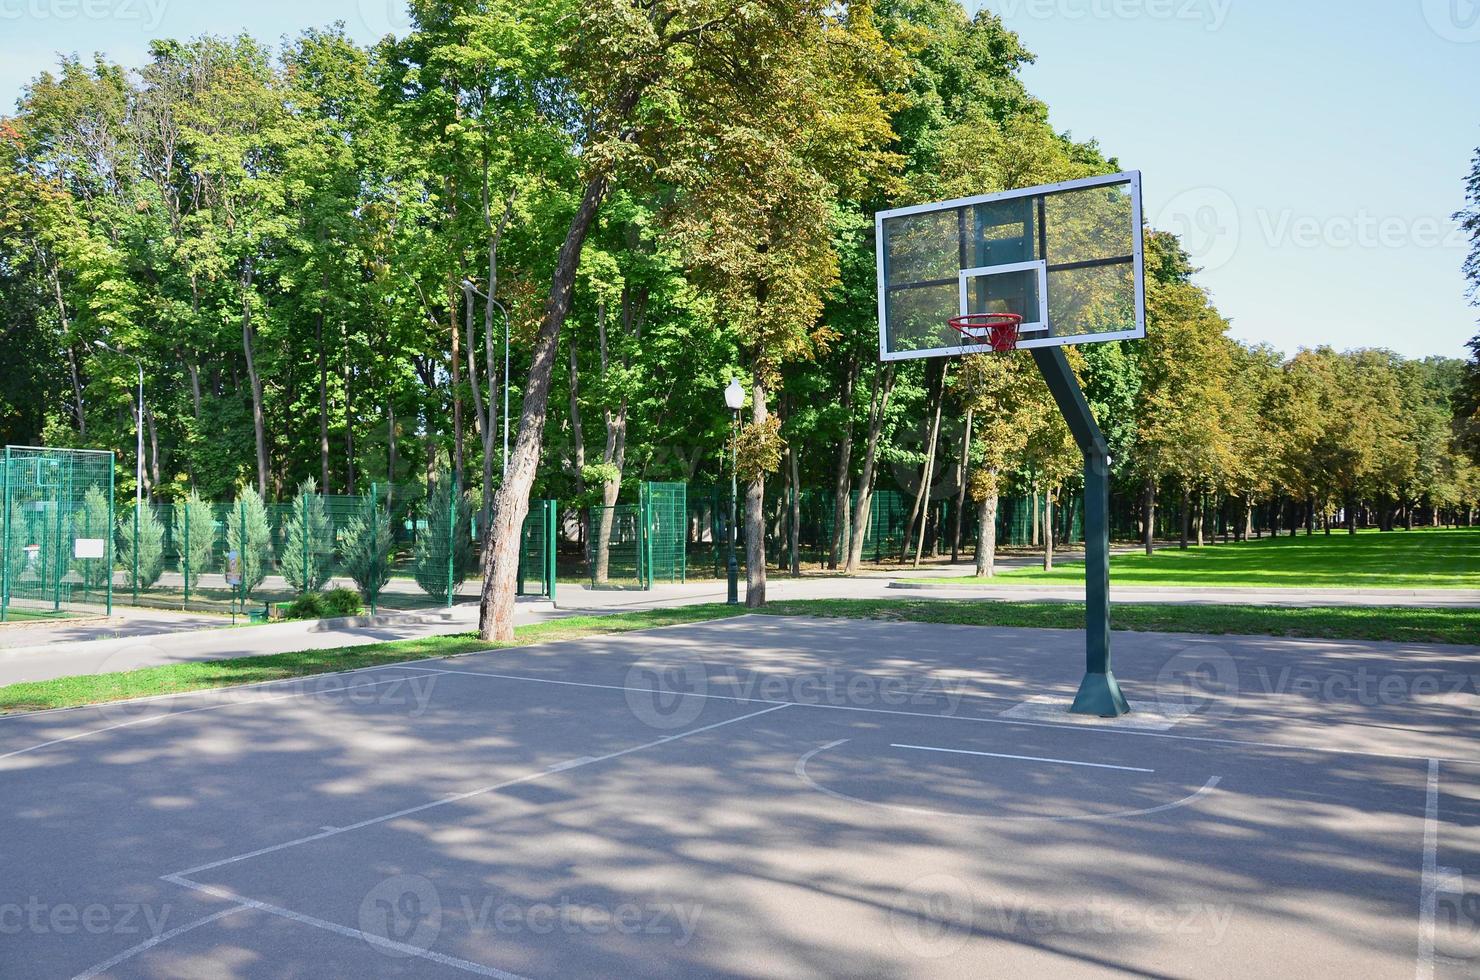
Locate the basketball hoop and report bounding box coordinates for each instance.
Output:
[947,312,1022,353]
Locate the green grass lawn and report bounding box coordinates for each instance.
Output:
[3,598,1475,714]
[0,608,80,624]
[961,526,1480,589]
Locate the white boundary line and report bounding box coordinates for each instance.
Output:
[166,702,791,880]
[1417,758,1439,980]
[0,670,450,761]
[162,877,521,979]
[795,738,1220,824]
[890,743,1154,773]
[70,902,255,980]
[389,664,1480,766]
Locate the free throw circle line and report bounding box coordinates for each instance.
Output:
[890,743,1154,773]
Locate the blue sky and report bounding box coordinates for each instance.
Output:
[3,0,1477,359]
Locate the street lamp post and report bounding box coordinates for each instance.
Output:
[94,341,144,602]
[724,378,745,605]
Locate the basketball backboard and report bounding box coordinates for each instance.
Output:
[876,172,1145,360]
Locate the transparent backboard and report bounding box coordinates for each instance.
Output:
[876,172,1145,360]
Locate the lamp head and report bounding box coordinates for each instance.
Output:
[724,378,745,411]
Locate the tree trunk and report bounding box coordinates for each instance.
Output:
[903,361,948,562]
[788,436,801,577]
[846,365,896,574]
[829,357,856,570]
[1042,488,1054,571]
[1194,493,1204,547]
[1179,486,1190,549]
[975,492,998,577]
[910,364,949,567]
[316,309,330,491]
[144,403,161,497]
[240,261,268,495]
[343,348,357,493]
[951,406,973,563]
[1144,476,1156,556]
[480,171,612,641]
[745,378,770,607]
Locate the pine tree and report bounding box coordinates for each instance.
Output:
[340,494,392,610]
[280,478,333,594]
[173,491,217,591]
[413,471,473,602]
[117,502,165,589]
[226,486,273,598]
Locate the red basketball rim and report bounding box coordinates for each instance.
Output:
[947,312,1023,352]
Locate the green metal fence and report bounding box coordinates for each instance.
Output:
[0,446,116,621]
[641,482,686,585]
[517,499,558,600]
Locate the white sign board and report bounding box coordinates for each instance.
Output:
[74,538,106,560]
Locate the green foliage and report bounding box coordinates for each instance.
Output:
[340,495,392,606]
[322,588,362,617]
[226,487,273,598]
[283,589,361,621]
[412,471,473,601]
[279,479,333,594]
[282,592,326,620]
[172,491,216,590]
[117,503,165,589]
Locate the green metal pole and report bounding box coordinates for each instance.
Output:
[370,483,378,616]
[546,499,557,605]
[108,456,116,616]
[132,501,140,606]
[182,499,190,606]
[302,491,310,595]
[1029,346,1129,718]
[0,449,9,623]
[446,477,456,607]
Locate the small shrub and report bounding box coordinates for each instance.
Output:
[283,592,326,620]
[322,588,363,618]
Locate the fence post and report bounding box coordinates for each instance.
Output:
[182,500,191,606]
[0,449,8,623]
[302,490,310,595]
[546,499,557,604]
[446,476,456,607]
[370,483,379,616]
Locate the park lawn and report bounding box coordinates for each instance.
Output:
[2,599,1476,715]
[967,526,1480,590]
[0,609,78,624]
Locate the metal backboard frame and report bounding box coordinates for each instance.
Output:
[876,171,1145,361]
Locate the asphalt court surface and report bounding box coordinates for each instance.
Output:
[2,615,1478,978]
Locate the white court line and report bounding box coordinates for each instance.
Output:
[392,664,1480,766]
[70,902,255,979]
[167,702,792,879]
[891,743,1155,773]
[163,877,522,979]
[1417,758,1440,980]
[796,739,1221,824]
[0,671,450,762]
